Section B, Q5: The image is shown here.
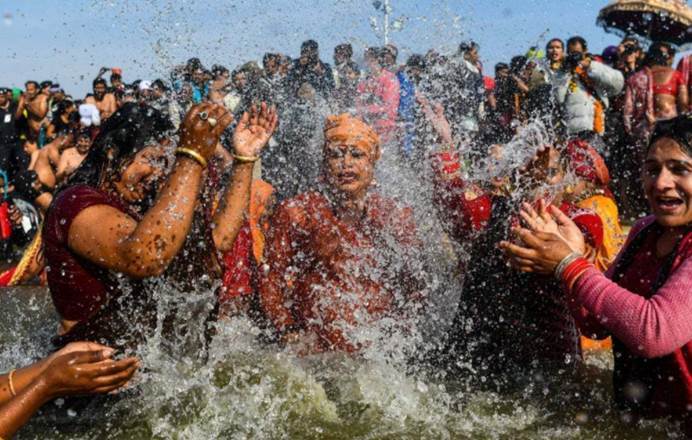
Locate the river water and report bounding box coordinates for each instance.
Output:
[0,287,681,439]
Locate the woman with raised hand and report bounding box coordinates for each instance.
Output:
[501,115,692,432]
[43,100,276,349]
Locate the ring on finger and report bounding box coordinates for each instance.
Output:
[208,117,217,127]
[199,111,208,121]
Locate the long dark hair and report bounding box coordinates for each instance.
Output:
[63,102,174,191]
[647,113,692,156]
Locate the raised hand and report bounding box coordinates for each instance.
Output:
[500,201,586,274]
[232,102,278,158]
[417,95,453,146]
[179,103,234,161]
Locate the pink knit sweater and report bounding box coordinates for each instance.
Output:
[571,216,692,358]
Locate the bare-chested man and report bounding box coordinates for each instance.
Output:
[85,78,117,120]
[28,132,74,190]
[55,131,91,183]
[16,81,49,142]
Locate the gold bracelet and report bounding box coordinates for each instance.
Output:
[232,154,259,163]
[8,369,16,397]
[175,148,208,168]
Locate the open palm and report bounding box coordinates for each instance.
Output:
[519,200,586,254]
[233,102,278,157]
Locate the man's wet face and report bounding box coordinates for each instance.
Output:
[25,83,38,99]
[94,83,107,99]
[567,42,585,55]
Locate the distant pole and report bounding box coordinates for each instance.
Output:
[383,0,390,44]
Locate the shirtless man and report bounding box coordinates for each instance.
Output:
[85,79,117,120]
[28,132,73,190]
[16,81,49,141]
[55,131,90,183]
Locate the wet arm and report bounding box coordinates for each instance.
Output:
[68,158,204,278]
[211,162,253,252]
[258,207,298,333]
[569,257,692,358]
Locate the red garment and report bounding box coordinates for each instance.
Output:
[355,70,400,143]
[651,69,684,96]
[220,223,254,302]
[623,67,655,140]
[571,217,692,418]
[259,191,422,352]
[430,154,603,246]
[43,185,134,321]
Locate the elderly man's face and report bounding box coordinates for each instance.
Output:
[324,141,377,199]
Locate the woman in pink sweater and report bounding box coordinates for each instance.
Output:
[500,114,692,431]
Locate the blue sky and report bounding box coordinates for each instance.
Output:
[0,0,677,96]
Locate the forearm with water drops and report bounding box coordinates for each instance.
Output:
[211,161,253,253]
[119,157,204,277]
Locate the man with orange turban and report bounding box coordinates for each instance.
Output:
[258,114,426,353]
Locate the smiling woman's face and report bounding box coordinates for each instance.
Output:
[643,137,692,228]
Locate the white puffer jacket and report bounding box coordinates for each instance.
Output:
[552,61,624,134]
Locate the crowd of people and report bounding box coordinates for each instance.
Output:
[0,33,690,437]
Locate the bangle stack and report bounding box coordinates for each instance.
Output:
[562,258,592,289]
[554,252,582,280]
[175,148,208,168]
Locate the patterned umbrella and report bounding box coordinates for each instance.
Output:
[597,0,692,47]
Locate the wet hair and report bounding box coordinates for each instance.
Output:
[459,41,479,53]
[495,62,509,73]
[56,99,75,115]
[334,43,353,59]
[646,42,673,66]
[509,55,527,74]
[186,57,202,71]
[64,102,174,190]
[25,80,39,89]
[40,80,53,89]
[0,87,10,95]
[151,79,168,91]
[545,38,564,51]
[648,114,692,157]
[301,39,319,53]
[110,73,122,82]
[364,47,384,65]
[566,36,587,51]
[406,54,426,70]
[93,78,107,88]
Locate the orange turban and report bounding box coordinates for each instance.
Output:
[324,114,380,159]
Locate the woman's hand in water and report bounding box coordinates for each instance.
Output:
[40,345,139,399]
[499,202,586,274]
[179,103,234,161]
[233,102,278,158]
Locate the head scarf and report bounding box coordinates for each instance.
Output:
[323,114,380,160]
[566,139,610,187]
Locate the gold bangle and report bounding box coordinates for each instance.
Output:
[232,154,259,163]
[175,148,208,168]
[8,369,16,397]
